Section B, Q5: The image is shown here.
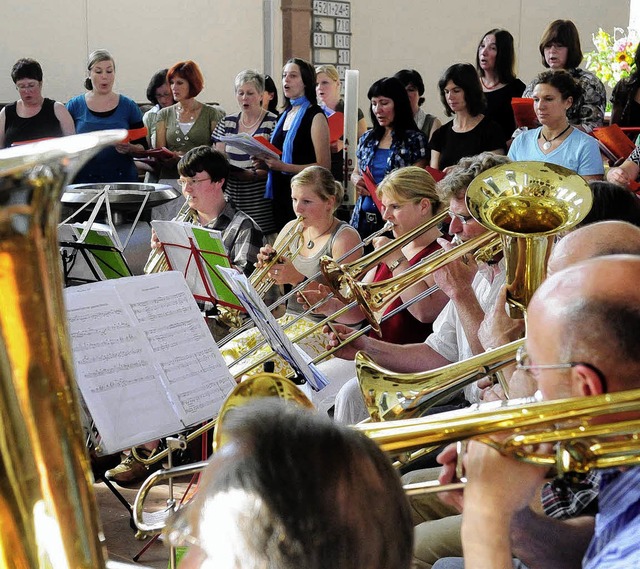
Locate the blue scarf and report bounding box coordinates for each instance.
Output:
[264,95,311,199]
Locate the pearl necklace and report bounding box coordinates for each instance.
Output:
[540,124,572,151]
[240,109,265,130]
[305,219,335,249]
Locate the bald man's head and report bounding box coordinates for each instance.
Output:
[529,255,640,392]
[548,220,640,276]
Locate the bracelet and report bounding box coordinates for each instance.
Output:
[388,256,405,271]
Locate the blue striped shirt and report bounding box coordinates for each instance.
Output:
[583,466,640,568]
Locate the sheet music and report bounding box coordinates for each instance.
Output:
[217,132,280,159]
[216,267,328,392]
[65,272,236,453]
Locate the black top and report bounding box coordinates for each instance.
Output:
[3,97,62,147]
[429,116,506,170]
[484,79,526,141]
[271,104,325,230]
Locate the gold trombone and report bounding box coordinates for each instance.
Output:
[356,386,640,492]
[250,216,305,297]
[356,339,524,422]
[320,209,449,303]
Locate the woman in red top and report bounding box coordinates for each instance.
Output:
[302,166,448,344]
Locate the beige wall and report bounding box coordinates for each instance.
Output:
[0,0,630,123]
[350,0,630,122]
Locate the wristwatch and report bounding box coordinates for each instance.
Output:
[388,256,405,271]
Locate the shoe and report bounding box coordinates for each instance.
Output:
[105,453,150,485]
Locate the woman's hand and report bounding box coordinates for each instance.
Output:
[324,322,368,360]
[268,256,304,286]
[351,172,369,197]
[255,244,276,269]
[262,154,286,172]
[115,142,134,155]
[606,165,632,187]
[297,282,337,316]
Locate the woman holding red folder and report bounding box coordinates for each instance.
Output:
[66,49,148,183]
[350,76,428,239]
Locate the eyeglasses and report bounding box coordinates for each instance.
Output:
[515,346,608,391]
[178,176,211,189]
[16,82,39,92]
[447,210,474,225]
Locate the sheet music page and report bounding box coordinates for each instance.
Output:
[65,272,235,453]
[216,267,327,391]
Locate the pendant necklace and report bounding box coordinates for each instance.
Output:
[541,124,571,151]
[306,220,335,249]
[175,103,197,142]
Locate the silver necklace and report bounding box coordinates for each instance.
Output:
[305,220,334,249]
[175,103,197,142]
[541,124,571,150]
[240,109,264,130]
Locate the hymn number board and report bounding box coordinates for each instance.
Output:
[312,0,351,80]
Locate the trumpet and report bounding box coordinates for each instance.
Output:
[250,216,304,297]
[320,209,449,303]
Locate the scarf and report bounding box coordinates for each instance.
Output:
[264,95,311,199]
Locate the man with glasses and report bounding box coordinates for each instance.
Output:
[451,255,640,569]
[329,152,511,425]
[107,146,263,485]
[154,145,264,276]
[415,220,640,569]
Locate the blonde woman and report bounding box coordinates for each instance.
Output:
[302,166,448,344]
[315,64,368,181]
[224,166,362,395]
[256,165,361,316]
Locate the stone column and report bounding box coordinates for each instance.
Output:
[281,0,312,62]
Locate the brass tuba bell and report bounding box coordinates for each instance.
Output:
[466,161,592,318]
[0,131,135,568]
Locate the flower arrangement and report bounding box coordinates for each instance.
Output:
[584,27,639,87]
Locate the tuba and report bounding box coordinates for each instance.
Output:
[466,161,592,317]
[0,131,142,568]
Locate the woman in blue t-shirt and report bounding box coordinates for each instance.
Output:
[66,49,147,183]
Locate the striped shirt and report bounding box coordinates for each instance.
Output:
[212,112,279,234]
[583,466,640,568]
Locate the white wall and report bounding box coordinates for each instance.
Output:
[0,0,630,123]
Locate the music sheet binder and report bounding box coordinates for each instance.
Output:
[151,219,244,310]
[64,271,236,454]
